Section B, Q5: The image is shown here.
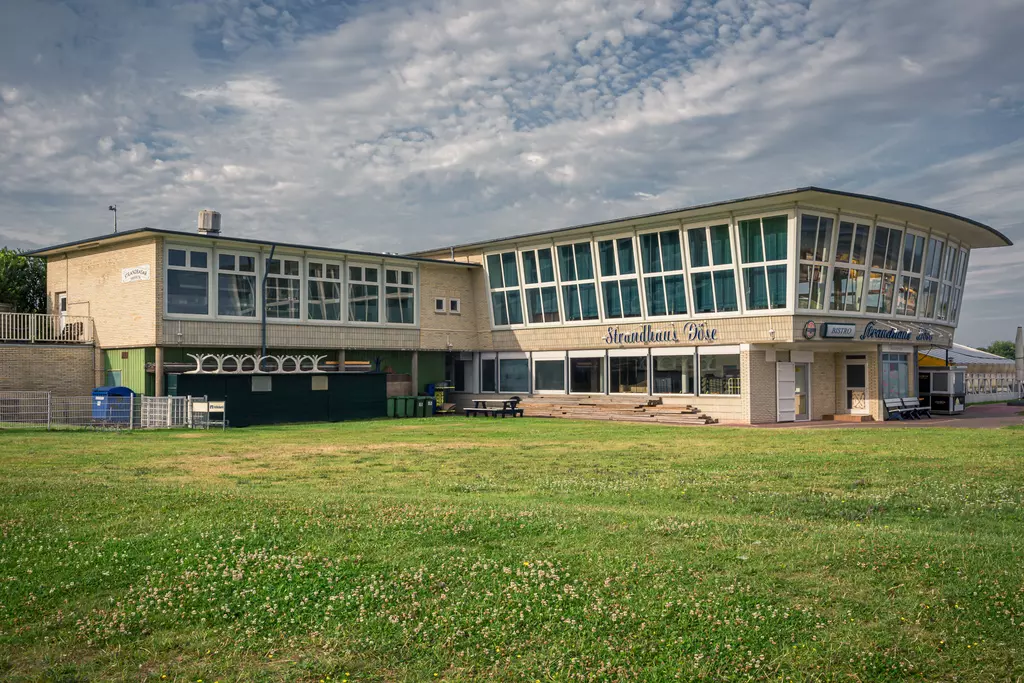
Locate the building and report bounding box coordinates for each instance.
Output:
[918,342,1020,403]
[22,187,1013,423]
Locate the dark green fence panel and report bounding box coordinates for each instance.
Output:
[174,373,386,427]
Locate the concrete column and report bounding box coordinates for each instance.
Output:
[411,351,420,395]
[336,349,345,372]
[154,347,165,396]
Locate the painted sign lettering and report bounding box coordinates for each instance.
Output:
[121,265,151,283]
[603,322,718,345]
[859,321,912,341]
[822,322,856,339]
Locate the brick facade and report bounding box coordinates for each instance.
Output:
[0,344,96,395]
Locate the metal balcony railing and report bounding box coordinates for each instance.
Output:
[0,312,94,344]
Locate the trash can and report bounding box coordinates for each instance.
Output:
[423,397,436,416]
[92,386,135,424]
[414,397,427,417]
[395,396,408,418]
[387,397,396,418]
[404,396,417,417]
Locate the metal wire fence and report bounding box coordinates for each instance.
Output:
[0,392,212,430]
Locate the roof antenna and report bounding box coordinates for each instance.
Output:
[108,205,118,233]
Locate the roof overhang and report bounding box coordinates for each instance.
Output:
[410,186,1013,256]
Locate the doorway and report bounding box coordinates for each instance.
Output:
[794,363,810,421]
[844,356,868,414]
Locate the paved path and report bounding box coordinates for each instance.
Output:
[740,403,1024,429]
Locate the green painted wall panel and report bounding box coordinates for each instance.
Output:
[103,348,151,395]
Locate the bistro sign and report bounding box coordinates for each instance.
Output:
[603,322,719,345]
[822,322,856,339]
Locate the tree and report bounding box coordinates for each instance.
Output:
[981,340,1015,360]
[0,248,46,313]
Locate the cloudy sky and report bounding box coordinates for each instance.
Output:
[1,0,1022,345]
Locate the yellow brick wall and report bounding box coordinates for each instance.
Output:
[417,264,482,351]
[0,344,96,395]
[811,352,838,420]
[47,238,159,349]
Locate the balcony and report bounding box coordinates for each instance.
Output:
[0,312,94,344]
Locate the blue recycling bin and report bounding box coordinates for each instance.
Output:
[92,386,135,424]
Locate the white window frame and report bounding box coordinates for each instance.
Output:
[919,235,946,320]
[864,222,903,316]
[595,233,643,321]
[479,352,498,393]
[520,245,561,325]
[531,351,567,395]
[735,212,792,314]
[306,258,344,323]
[347,263,381,324]
[796,212,834,312]
[165,244,213,318]
[827,216,872,315]
[651,346,697,396]
[434,297,446,314]
[949,246,969,324]
[935,238,961,323]
[383,266,417,325]
[498,351,530,394]
[264,254,302,321]
[684,222,740,317]
[449,298,461,314]
[696,345,743,398]
[555,239,601,324]
[215,249,259,319]
[894,229,927,318]
[485,250,525,327]
[637,225,689,319]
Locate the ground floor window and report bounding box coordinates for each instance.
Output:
[499,358,529,393]
[881,352,910,399]
[570,357,603,393]
[481,358,497,392]
[534,360,565,392]
[699,353,740,395]
[610,356,647,394]
[652,355,695,394]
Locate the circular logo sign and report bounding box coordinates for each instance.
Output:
[802,320,817,340]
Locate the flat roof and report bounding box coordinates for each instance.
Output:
[409,186,1013,255]
[25,227,479,268]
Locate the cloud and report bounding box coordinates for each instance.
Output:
[0,0,1022,343]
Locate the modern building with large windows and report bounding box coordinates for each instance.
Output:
[24,187,1011,423]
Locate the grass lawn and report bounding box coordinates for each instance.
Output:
[1,419,1022,682]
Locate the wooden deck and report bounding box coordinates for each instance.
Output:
[518,395,718,425]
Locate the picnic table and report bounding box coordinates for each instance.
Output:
[463,398,524,418]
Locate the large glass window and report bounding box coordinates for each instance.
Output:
[265,256,301,319]
[797,214,832,310]
[609,356,647,394]
[385,267,415,324]
[895,232,926,316]
[949,246,969,323]
[558,242,599,321]
[739,215,788,311]
[499,358,529,393]
[688,225,738,313]
[166,247,209,315]
[920,237,945,318]
[569,357,603,393]
[699,352,741,396]
[936,241,963,322]
[486,252,524,326]
[521,247,560,323]
[534,359,565,392]
[639,229,687,316]
[598,237,641,319]
[307,260,342,321]
[865,224,903,315]
[217,252,257,317]
[348,265,379,322]
[652,355,694,394]
[881,352,910,399]
[830,220,870,312]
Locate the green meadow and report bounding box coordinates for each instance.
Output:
[0,419,1022,681]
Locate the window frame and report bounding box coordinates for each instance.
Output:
[554,239,601,324]
[637,224,689,319]
[165,244,213,318]
[449,298,461,314]
[347,262,381,324]
[484,250,525,327]
[736,213,791,313]
[864,222,904,316]
[826,215,872,315]
[306,258,344,323]
[894,229,926,319]
[596,233,643,321]
[215,248,260,319]
[519,245,562,325]
[383,265,417,325]
[683,221,741,317]
[796,212,834,312]
[264,254,303,321]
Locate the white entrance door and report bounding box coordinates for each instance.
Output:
[776,361,796,422]
[844,358,868,415]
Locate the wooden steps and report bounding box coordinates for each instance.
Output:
[822,414,875,422]
[519,396,718,425]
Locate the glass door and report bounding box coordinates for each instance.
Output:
[569,357,604,394]
[794,363,810,421]
[844,357,868,414]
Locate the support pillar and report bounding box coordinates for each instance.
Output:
[155,347,165,396]
[336,349,345,372]
[411,351,420,395]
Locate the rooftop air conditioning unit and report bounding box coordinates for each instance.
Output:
[198,210,221,235]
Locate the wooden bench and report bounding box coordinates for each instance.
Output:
[883,397,913,420]
[464,399,525,418]
[901,396,932,419]
[464,407,498,417]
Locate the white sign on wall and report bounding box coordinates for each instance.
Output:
[121,265,151,283]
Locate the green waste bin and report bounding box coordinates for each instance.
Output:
[414,397,428,417]
[423,397,436,416]
[387,397,396,418]
[404,396,416,418]
[395,396,408,418]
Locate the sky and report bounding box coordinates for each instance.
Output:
[1,0,1022,346]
